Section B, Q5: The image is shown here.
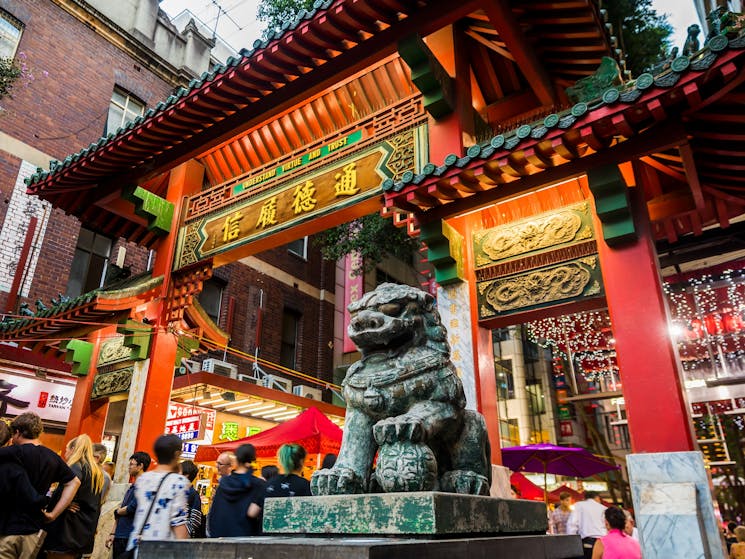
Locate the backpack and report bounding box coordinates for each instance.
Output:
[186,488,206,538]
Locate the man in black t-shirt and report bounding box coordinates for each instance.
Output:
[0,413,80,559]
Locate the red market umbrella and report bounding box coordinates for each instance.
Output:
[510,472,559,503]
[549,484,585,503]
[502,443,619,505]
[194,407,342,462]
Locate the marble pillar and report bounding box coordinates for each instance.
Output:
[627,451,725,559]
[113,358,150,482]
[437,282,477,410]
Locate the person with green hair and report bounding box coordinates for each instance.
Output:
[264,443,311,498]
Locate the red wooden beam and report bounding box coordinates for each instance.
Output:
[678,142,705,211]
[479,0,556,106]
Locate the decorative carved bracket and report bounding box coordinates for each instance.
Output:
[420,220,463,285]
[399,35,455,119]
[118,319,152,361]
[123,185,174,235]
[587,164,637,245]
[60,339,94,376]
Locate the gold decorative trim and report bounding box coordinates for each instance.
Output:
[482,263,592,313]
[91,367,134,400]
[97,336,131,366]
[473,202,595,266]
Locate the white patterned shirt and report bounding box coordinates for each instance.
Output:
[127,471,190,550]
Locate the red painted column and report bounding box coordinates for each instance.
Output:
[133,160,205,457]
[594,187,695,453]
[429,112,464,165]
[64,325,113,445]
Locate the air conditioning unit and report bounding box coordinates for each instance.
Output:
[201,358,237,378]
[293,385,323,400]
[237,373,260,385]
[261,375,293,393]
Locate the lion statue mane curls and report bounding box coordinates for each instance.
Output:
[311,283,491,496]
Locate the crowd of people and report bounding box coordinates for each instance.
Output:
[548,490,641,559]
[0,411,335,559]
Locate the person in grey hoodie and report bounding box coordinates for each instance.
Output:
[207,444,265,537]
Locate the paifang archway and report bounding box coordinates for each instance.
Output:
[18,0,745,475]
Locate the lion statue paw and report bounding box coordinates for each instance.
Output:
[311,467,366,495]
[440,470,491,496]
[373,416,426,445]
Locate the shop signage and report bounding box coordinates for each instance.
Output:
[559,420,574,437]
[175,126,426,269]
[218,421,240,441]
[182,442,199,456]
[0,373,76,422]
[557,405,573,419]
[167,402,216,445]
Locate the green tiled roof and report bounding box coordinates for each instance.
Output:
[24,0,339,188]
[384,31,745,194]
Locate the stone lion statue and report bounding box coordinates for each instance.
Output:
[311,283,491,496]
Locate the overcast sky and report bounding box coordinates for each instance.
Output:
[159,0,702,62]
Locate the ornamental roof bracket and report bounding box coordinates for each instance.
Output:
[398,34,455,119]
[122,185,175,235]
[587,164,636,246]
[60,339,94,376]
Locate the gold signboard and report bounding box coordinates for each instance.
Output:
[175,127,425,269]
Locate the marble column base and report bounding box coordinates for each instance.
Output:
[490,464,513,499]
[627,451,725,559]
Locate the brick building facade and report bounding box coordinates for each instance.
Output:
[0,0,337,439]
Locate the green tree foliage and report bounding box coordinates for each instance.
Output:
[603,0,673,77]
[313,214,421,275]
[257,0,315,38]
[0,57,21,100]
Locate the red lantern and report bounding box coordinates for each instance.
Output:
[704,314,724,336]
[723,311,744,334]
[687,318,704,340]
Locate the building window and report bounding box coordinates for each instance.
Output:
[287,237,308,259]
[198,278,224,323]
[0,9,23,59]
[66,228,112,297]
[279,308,301,369]
[495,358,515,401]
[106,87,145,136]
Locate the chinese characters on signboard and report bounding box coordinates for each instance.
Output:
[166,402,216,458]
[0,374,76,422]
[342,252,364,353]
[200,155,382,259]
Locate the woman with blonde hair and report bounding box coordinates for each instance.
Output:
[43,434,105,559]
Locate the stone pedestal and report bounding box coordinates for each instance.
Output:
[263,491,547,536]
[627,451,725,559]
[139,492,582,559]
[139,535,583,559]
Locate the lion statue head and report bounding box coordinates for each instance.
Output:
[347,283,449,357]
